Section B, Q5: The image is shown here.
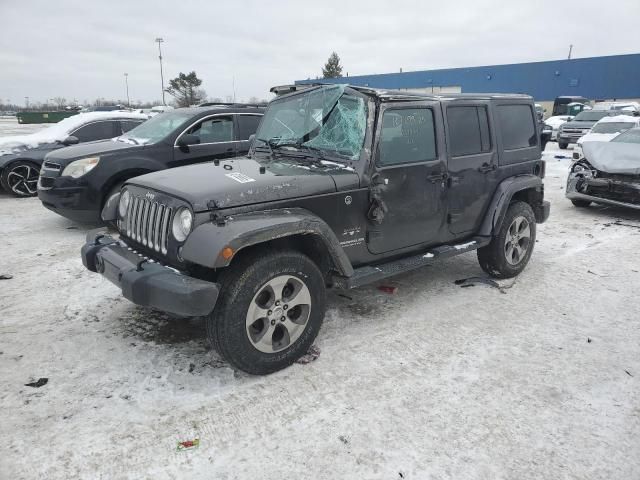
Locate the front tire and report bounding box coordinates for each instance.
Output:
[477,201,536,279]
[207,250,326,375]
[0,161,40,197]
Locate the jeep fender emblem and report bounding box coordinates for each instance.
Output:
[344,195,352,205]
[145,192,155,200]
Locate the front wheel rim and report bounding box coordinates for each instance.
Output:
[245,275,312,353]
[7,164,39,196]
[504,215,531,266]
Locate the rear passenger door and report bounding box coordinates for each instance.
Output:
[235,114,263,154]
[172,114,238,167]
[444,103,496,235]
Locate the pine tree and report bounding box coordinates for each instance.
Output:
[322,52,343,78]
[165,71,207,107]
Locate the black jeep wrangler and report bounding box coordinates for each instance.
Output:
[82,85,550,374]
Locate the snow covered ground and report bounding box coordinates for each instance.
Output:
[0,118,638,479]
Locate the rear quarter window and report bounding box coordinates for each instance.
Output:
[497,104,537,150]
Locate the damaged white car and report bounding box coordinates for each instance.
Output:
[566,127,640,210]
[573,115,640,160]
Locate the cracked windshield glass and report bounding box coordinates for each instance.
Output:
[255,85,367,161]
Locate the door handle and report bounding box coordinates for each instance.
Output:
[427,173,447,183]
[225,147,234,153]
[478,163,496,173]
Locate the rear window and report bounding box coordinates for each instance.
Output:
[447,106,491,156]
[497,105,537,150]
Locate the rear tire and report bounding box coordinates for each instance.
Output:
[558,142,568,150]
[207,249,326,375]
[477,201,536,279]
[571,199,591,208]
[1,160,40,197]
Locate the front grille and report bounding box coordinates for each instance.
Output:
[120,196,172,254]
[42,161,62,171]
[562,128,588,135]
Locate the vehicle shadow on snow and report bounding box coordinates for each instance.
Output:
[572,203,640,224]
[117,307,207,345]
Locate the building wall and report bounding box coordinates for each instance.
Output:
[296,54,640,102]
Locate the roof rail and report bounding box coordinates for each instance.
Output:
[197,102,267,108]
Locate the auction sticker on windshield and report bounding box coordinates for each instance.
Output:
[225,172,256,183]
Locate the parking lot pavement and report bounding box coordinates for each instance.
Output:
[0,141,639,479]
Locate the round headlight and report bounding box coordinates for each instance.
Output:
[118,189,130,217]
[172,207,193,242]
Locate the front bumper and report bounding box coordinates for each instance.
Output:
[38,176,101,223]
[566,175,640,210]
[558,133,586,144]
[535,200,551,223]
[81,231,220,317]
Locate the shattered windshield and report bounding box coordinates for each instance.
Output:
[254,85,367,161]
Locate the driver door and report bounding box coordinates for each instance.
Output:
[367,102,448,254]
[172,114,238,167]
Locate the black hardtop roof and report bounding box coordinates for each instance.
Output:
[275,83,532,103]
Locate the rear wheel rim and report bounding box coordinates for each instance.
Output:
[245,275,312,354]
[504,215,531,266]
[7,164,39,196]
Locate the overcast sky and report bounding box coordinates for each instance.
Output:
[1,0,639,106]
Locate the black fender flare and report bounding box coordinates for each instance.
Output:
[181,208,354,276]
[478,174,543,236]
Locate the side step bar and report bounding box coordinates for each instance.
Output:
[332,236,491,289]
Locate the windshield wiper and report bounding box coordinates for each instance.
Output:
[255,137,275,159]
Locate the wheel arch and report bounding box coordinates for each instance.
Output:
[181,208,354,278]
[478,175,544,236]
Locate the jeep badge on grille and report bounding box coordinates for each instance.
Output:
[145,192,155,200]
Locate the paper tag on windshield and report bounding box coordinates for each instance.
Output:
[225,172,256,184]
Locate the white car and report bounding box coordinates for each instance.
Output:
[572,115,640,160]
[545,115,573,141]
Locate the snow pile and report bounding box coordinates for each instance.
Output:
[0,111,147,156]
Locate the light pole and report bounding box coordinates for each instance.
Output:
[124,73,130,107]
[155,37,166,105]
[25,96,29,109]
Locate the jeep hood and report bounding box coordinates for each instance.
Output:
[127,156,360,211]
[582,142,640,175]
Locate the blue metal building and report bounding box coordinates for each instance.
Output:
[296,53,640,101]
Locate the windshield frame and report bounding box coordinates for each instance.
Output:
[252,85,371,164]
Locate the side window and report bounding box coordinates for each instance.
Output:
[186,116,234,143]
[72,121,116,142]
[497,105,537,149]
[237,115,262,140]
[447,106,491,156]
[378,108,436,166]
[120,120,144,134]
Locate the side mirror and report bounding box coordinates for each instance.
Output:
[62,135,79,146]
[177,134,201,147]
